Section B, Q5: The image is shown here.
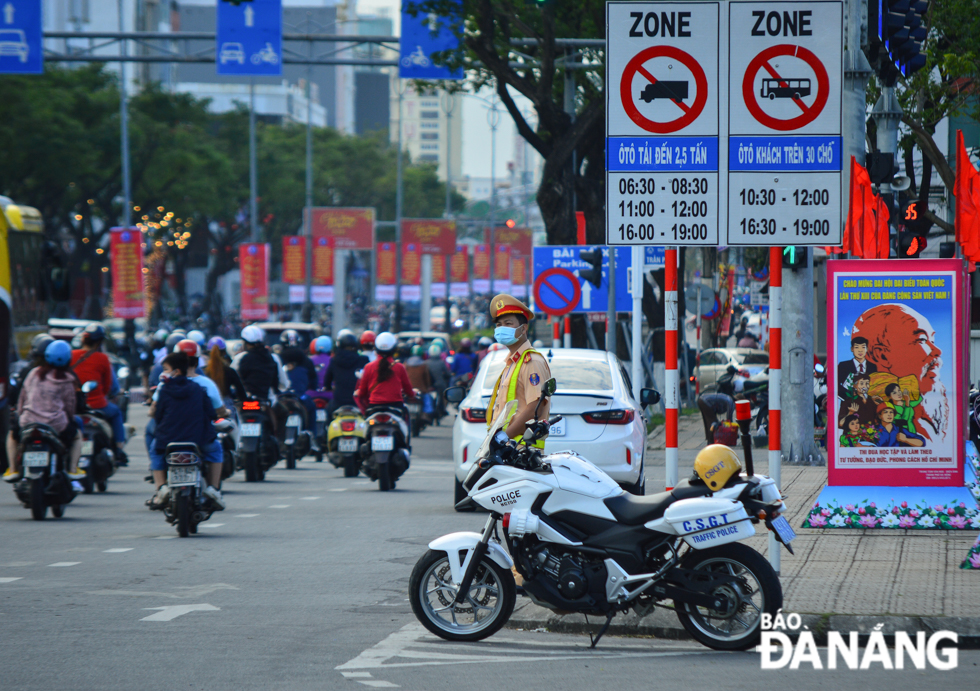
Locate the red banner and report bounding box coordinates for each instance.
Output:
[312,236,334,285]
[402,219,456,255]
[402,243,422,285]
[510,256,527,286]
[239,243,270,320]
[450,244,468,283]
[432,254,447,283]
[494,244,511,280]
[309,207,375,249]
[493,226,533,257]
[376,242,396,285]
[473,244,490,280]
[110,228,145,318]
[281,236,306,285]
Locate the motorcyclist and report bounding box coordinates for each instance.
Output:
[356,332,418,435]
[187,329,209,370]
[233,325,289,400]
[323,332,368,420]
[70,324,128,465]
[204,336,245,409]
[309,336,333,401]
[475,336,493,367]
[404,345,432,397]
[359,330,377,362]
[425,343,451,420]
[450,337,477,385]
[278,329,317,393]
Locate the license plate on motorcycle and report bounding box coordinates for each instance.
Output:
[316,410,327,422]
[371,436,394,451]
[79,457,90,468]
[286,415,301,428]
[548,418,566,436]
[240,423,262,437]
[168,466,199,487]
[23,451,48,467]
[81,440,94,456]
[339,438,358,453]
[407,404,420,414]
[770,515,797,544]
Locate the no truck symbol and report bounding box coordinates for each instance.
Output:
[620,45,707,134]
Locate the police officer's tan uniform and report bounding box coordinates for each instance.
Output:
[486,295,552,438]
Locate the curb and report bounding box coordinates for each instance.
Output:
[506,599,980,649]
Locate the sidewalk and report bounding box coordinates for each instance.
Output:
[506,412,980,640]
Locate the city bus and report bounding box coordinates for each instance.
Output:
[761,78,811,100]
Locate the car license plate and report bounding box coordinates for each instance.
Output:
[23,451,48,467]
[240,423,262,437]
[316,410,327,422]
[286,415,301,428]
[371,436,394,451]
[771,515,796,544]
[81,440,94,456]
[548,418,566,436]
[168,466,199,487]
[339,438,358,453]
[79,457,90,468]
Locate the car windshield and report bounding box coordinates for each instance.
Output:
[481,355,613,394]
[737,353,769,365]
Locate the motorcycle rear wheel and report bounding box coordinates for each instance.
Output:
[343,455,359,478]
[285,447,296,470]
[30,479,47,520]
[377,455,392,491]
[673,542,781,651]
[410,548,515,642]
[97,481,107,493]
[244,452,261,482]
[176,493,191,537]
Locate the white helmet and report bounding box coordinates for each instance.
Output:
[375,332,397,354]
[187,329,206,346]
[337,328,354,341]
[241,325,265,344]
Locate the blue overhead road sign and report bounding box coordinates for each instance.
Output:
[399,2,463,80]
[217,0,282,77]
[0,0,42,74]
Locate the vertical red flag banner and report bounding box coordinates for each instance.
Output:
[239,243,270,320]
[432,254,446,283]
[376,242,397,284]
[309,207,375,249]
[450,244,469,297]
[493,226,533,257]
[312,236,335,285]
[402,219,456,255]
[281,236,306,284]
[473,244,490,293]
[955,129,980,262]
[110,228,145,318]
[402,243,422,285]
[510,256,527,298]
[494,244,511,280]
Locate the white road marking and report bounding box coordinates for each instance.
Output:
[1,562,35,567]
[0,577,24,583]
[327,488,348,492]
[341,672,372,678]
[89,583,238,599]
[358,682,399,688]
[199,523,224,529]
[48,562,80,567]
[235,514,260,518]
[140,603,220,621]
[301,496,321,500]
[336,623,713,671]
[153,536,176,540]
[103,548,133,553]
[268,505,290,508]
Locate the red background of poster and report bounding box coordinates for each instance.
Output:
[239,243,270,320]
[376,242,396,284]
[473,244,490,280]
[493,226,533,257]
[826,259,965,487]
[281,236,306,284]
[310,207,375,249]
[450,245,468,282]
[402,243,422,285]
[110,228,145,318]
[432,255,446,283]
[402,219,456,255]
[494,244,511,280]
[510,256,527,286]
[312,236,334,285]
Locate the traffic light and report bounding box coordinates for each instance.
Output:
[505,219,516,228]
[783,246,808,270]
[873,0,930,77]
[866,151,897,185]
[899,231,926,257]
[579,247,604,288]
[899,200,931,257]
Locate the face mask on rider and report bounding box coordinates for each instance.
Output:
[494,324,524,346]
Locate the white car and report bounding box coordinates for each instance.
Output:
[450,347,654,510]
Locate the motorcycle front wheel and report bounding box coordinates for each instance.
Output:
[409,548,515,642]
[673,542,782,651]
[176,493,191,537]
[30,478,47,520]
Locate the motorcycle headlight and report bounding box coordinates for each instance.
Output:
[118,367,130,380]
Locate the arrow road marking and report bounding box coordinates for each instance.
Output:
[244,5,254,27]
[0,577,23,583]
[3,3,14,25]
[141,603,219,622]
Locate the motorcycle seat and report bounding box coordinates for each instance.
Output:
[334,405,361,417]
[165,442,202,457]
[604,491,676,525]
[214,419,235,432]
[670,477,714,500]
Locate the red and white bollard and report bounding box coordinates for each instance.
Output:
[768,247,782,574]
[665,248,679,491]
[563,316,571,349]
[552,320,560,349]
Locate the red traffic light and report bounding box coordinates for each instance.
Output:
[905,235,926,257]
[505,219,516,228]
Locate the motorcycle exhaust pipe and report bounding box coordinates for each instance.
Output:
[735,399,754,477]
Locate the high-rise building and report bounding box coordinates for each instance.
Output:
[391,84,463,186]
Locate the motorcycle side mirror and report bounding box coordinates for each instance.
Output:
[444,386,465,404]
[726,365,738,374]
[640,388,661,406]
[542,378,557,397]
[815,363,825,374]
[82,381,98,393]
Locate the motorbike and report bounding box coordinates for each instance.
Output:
[279,393,312,470]
[312,397,329,463]
[407,399,426,438]
[327,405,367,477]
[13,424,77,520]
[76,406,116,494]
[215,417,238,481]
[237,397,278,482]
[409,380,791,650]
[360,406,411,491]
[160,442,217,537]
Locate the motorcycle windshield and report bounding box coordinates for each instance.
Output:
[474,400,516,463]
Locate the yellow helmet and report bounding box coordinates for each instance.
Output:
[694,445,742,491]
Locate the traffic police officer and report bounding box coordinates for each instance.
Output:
[486,294,552,446]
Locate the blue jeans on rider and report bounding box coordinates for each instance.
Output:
[95,401,126,446]
[148,439,221,471]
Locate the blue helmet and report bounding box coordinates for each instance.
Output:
[207,336,226,351]
[314,336,332,353]
[45,340,72,367]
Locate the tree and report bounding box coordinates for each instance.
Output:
[409,0,606,244]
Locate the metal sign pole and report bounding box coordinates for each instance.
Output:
[394,83,404,331]
[249,78,259,242]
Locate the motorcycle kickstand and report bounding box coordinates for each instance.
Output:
[587,613,615,649]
